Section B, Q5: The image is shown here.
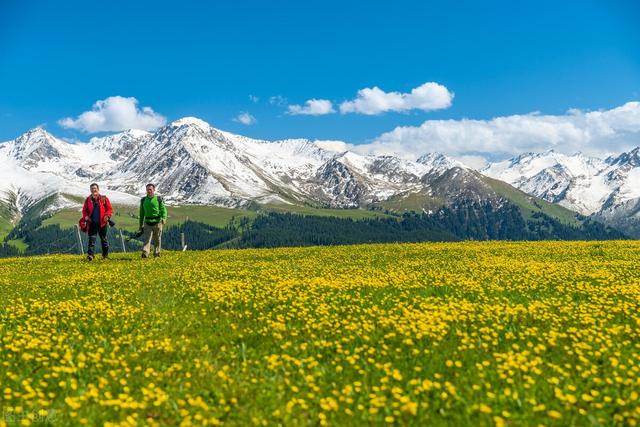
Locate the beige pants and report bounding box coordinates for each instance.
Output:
[142,222,163,256]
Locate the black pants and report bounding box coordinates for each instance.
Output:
[87,222,108,257]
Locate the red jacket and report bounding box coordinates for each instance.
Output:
[82,195,113,228]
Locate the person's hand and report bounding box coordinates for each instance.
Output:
[161,219,166,225]
[105,215,110,221]
[84,216,90,221]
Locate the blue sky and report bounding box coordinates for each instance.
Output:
[0,0,639,162]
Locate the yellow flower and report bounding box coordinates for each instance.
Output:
[547,410,562,419]
[479,404,492,414]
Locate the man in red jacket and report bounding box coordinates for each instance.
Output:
[82,183,114,260]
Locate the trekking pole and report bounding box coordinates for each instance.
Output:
[75,224,84,255]
[119,229,126,253]
[181,232,187,251]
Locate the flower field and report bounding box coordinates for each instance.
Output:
[1,241,639,426]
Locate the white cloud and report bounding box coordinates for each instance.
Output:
[269,95,288,106]
[59,96,166,133]
[314,140,350,152]
[249,95,260,103]
[233,112,257,125]
[339,82,454,115]
[356,101,640,162]
[452,155,489,170]
[287,99,335,116]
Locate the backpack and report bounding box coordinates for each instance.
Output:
[140,195,164,207]
[87,195,108,210]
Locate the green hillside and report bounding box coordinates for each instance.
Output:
[41,201,385,231]
[0,194,19,240]
[481,176,580,225]
[42,204,258,230]
[0,207,14,241]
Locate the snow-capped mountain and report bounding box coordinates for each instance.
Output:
[0,118,469,216]
[417,153,464,176]
[0,129,137,213]
[482,149,640,235]
[89,129,151,162]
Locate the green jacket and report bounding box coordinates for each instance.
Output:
[139,195,168,227]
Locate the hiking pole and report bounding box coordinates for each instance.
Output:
[75,224,84,255]
[119,229,127,253]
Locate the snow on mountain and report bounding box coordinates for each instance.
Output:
[88,129,151,161]
[417,153,464,176]
[481,148,640,220]
[0,118,471,217]
[0,129,79,213]
[296,150,461,207]
[617,168,640,200]
[1,128,90,175]
[607,147,640,168]
[217,131,336,194]
[485,150,605,181]
[4,128,69,165]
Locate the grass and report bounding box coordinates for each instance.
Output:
[5,238,27,252]
[0,241,638,426]
[167,205,257,228]
[0,215,13,242]
[41,204,257,231]
[0,199,18,241]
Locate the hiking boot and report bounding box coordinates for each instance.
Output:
[141,253,148,259]
[153,253,161,258]
[87,254,94,261]
[102,255,109,260]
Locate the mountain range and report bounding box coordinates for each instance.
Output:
[0,117,638,238]
[482,149,640,236]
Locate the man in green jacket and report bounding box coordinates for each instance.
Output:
[139,183,168,258]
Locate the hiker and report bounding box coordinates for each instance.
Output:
[81,183,113,261]
[139,183,167,258]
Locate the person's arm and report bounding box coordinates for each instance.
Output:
[104,196,113,219]
[159,197,168,223]
[82,198,90,221]
[139,199,145,229]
